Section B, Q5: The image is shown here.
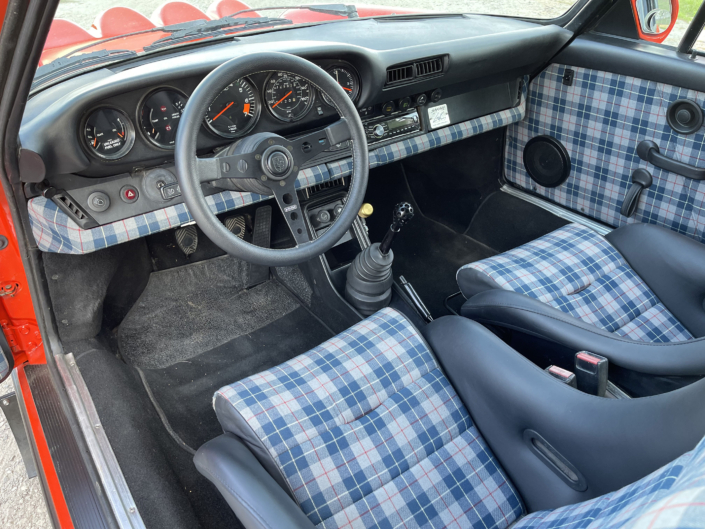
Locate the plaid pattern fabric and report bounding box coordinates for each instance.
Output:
[515,435,705,529]
[458,223,693,343]
[506,64,705,243]
[30,79,527,254]
[215,308,524,529]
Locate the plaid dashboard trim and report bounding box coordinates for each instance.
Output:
[506,64,705,243]
[215,308,523,528]
[458,223,693,343]
[515,435,705,529]
[29,80,527,254]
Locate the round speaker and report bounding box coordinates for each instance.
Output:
[667,99,703,135]
[523,135,571,188]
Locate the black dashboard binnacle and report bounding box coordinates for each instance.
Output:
[20,16,571,230]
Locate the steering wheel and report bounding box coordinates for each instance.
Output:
[175,52,369,266]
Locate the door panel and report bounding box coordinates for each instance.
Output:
[505,62,705,243]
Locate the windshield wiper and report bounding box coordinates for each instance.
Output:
[226,4,359,18]
[33,49,137,87]
[143,16,293,51]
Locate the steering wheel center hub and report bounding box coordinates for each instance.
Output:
[262,144,294,180]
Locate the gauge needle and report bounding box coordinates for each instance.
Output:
[212,102,234,121]
[342,87,352,92]
[117,131,124,138]
[272,91,292,108]
[93,137,97,147]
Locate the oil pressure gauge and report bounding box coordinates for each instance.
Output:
[83,107,135,160]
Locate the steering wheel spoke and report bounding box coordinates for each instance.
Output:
[291,118,351,166]
[197,154,260,183]
[271,181,311,246]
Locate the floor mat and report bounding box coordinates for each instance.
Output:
[137,304,332,450]
[118,256,300,369]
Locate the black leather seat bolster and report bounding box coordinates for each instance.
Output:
[461,289,705,376]
[456,266,502,298]
[194,433,316,529]
[425,316,705,513]
[213,394,294,498]
[606,223,705,338]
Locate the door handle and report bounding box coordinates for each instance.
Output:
[637,140,705,180]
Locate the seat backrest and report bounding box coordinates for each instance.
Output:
[214,308,524,528]
[516,435,705,528]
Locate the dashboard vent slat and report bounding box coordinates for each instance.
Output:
[415,57,443,78]
[386,65,414,85]
[58,195,87,221]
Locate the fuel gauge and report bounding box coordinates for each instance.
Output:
[84,107,135,160]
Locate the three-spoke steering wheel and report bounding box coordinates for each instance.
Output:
[175,52,369,266]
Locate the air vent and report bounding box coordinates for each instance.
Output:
[386,65,414,85]
[385,56,445,86]
[57,195,87,221]
[306,177,345,197]
[415,57,443,78]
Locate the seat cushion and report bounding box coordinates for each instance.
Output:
[515,435,705,529]
[457,223,693,343]
[214,307,523,528]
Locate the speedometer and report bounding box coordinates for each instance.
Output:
[265,72,314,122]
[205,78,260,138]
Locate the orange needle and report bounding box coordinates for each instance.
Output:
[342,87,352,92]
[117,131,124,138]
[93,137,97,147]
[212,102,234,121]
[272,91,292,108]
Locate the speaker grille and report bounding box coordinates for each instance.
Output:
[523,136,571,188]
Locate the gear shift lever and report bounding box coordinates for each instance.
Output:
[380,202,415,255]
[344,202,414,315]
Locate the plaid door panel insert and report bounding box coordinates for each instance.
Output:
[515,435,705,529]
[457,223,693,343]
[506,64,705,243]
[215,308,524,528]
[30,78,528,254]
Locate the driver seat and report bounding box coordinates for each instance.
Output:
[195,308,705,528]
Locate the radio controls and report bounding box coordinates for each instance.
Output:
[398,97,412,112]
[416,93,428,106]
[382,101,396,115]
[431,88,442,103]
[373,124,385,138]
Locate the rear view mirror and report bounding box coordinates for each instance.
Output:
[0,344,13,383]
[632,0,679,43]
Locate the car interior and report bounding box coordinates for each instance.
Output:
[12,0,705,527]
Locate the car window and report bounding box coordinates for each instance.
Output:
[662,0,705,49]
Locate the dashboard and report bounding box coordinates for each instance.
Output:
[20,15,572,231]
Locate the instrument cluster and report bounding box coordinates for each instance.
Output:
[81,64,360,160]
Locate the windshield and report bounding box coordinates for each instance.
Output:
[43,0,579,68]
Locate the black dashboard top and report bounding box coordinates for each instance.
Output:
[20,15,571,180]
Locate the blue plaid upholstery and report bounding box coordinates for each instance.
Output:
[506,64,705,244]
[515,435,705,529]
[29,80,527,254]
[457,223,693,343]
[215,308,524,529]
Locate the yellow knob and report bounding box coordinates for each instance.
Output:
[358,203,374,218]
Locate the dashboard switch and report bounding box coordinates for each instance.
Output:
[399,97,412,112]
[382,101,396,115]
[87,191,110,212]
[431,88,442,103]
[120,185,139,203]
[416,94,428,106]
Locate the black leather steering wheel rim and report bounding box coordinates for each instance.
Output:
[175,51,368,266]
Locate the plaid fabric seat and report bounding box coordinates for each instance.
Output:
[514,435,705,529]
[457,223,693,343]
[214,308,524,529]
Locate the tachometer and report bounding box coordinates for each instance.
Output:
[139,89,188,149]
[322,66,359,105]
[83,107,135,160]
[265,72,314,122]
[205,78,260,138]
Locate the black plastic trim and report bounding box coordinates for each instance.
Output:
[637,140,705,180]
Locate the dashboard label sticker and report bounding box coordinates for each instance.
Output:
[428,104,450,129]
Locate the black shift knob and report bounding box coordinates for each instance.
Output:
[380,202,414,254]
[391,202,414,231]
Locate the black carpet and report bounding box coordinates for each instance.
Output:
[138,303,333,450]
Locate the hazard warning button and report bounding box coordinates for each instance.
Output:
[120,185,139,204]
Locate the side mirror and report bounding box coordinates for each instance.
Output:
[0,343,13,384]
[631,0,679,43]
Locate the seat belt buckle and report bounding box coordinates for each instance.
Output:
[545,365,577,388]
[575,351,608,397]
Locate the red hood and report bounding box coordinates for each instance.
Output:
[41,0,428,65]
